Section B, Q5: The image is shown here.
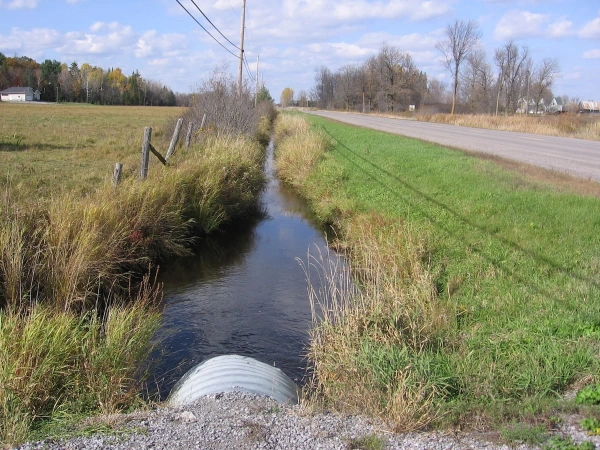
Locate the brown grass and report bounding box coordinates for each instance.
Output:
[302,214,450,431]
[415,112,600,141]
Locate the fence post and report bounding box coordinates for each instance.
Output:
[166,118,183,160]
[140,126,152,180]
[185,121,193,152]
[200,113,206,130]
[112,162,123,186]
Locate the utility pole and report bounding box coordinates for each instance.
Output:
[237,0,246,96]
[255,54,259,107]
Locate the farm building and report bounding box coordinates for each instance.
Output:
[0,86,41,102]
[578,101,600,114]
[516,98,545,114]
[547,97,564,114]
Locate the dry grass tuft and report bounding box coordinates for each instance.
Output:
[303,214,452,432]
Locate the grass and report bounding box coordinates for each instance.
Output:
[274,113,600,433]
[411,111,600,141]
[0,102,268,446]
[0,102,186,201]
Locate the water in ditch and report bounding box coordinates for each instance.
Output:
[150,141,339,398]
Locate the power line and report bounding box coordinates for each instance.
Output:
[188,0,240,51]
[175,0,239,59]
[243,54,255,82]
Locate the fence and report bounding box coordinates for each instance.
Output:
[112,114,206,186]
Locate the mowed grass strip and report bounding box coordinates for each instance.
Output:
[276,113,600,428]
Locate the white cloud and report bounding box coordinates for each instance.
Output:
[0,27,62,52]
[548,18,573,38]
[57,23,136,56]
[135,30,188,58]
[0,0,39,9]
[494,9,548,40]
[582,49,600,59]
[281,0,451,24]
[580,16,600,39]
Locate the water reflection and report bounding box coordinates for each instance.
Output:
[150,141,332,397]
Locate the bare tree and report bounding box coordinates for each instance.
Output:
[185,63,258,138]
[313,66,335,109]
[424,79,448,104]
[335,64,361,111]
[531,58,560,113]
[436,19,481,114]
[494,40,530,114]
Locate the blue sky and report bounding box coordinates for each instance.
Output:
[1,0,599,102]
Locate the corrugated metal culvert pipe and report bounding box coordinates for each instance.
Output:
[168,355,301,405]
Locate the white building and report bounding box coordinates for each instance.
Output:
[0,87,41,102]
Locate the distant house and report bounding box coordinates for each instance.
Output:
[0,87,41,102]
[516,98,545,114]
[578,101,600,114]
[547,97,564,114]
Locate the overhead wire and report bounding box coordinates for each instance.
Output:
[174,0,239,59]
[243,54,255,82]
[188,0,241,51]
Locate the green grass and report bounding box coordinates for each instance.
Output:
[275,113,600,431]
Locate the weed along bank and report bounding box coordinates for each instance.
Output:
[0,75,275,445]
[273,112,600,442]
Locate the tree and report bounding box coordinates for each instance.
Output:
[531,58,560,113]
[280,87,294,107]
[436,19,481,114]
[313,66,335,109]
[256,86,273,104]
[494,40,530,115]
[0,52,7,90]
[40,59,61,101]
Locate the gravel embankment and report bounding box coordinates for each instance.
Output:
[13,392,598,450]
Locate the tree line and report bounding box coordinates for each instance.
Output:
[299,20,564,115]
[0,52,185,106]
[309,44,427,113]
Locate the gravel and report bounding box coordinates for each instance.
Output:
[12,392,599,450]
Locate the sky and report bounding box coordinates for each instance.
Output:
[1,0,599,102]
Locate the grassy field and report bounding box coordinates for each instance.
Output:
[0,102,186,200]
[0,102,268,446]
[274,113,600,440]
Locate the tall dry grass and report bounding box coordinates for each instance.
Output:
[273,114,332,186]
[0,130,266,445]
[415,113,600,141]
[302,214,452,431]
[0,275,161,445]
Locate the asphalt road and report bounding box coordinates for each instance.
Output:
[307,111,600,183]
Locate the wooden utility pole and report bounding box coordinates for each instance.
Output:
[237,0,246,96]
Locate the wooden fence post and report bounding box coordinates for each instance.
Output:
[112,162,123,186]
[185,121,193,152]
[140,126,152,180]
[200,113,206,130]
[166,118,183,160]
